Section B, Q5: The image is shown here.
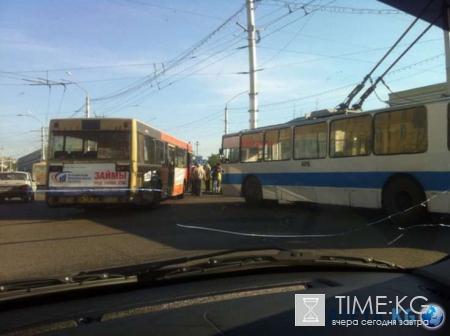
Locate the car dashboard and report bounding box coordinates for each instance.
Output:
[1,260,450,335]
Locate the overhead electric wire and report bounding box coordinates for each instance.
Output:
[96,35,245,115]
[96,21,256,115]
[93,35,245,115]
[105,47,243,116]
[2,2,286,77]
[336,0,437,110]
[261,0,337,40]
[353,11,442,109]
[56,85,67,118]
[91,3,246,105]
[261,0,318,27]
[259,2,317,67]
[86,0,309,113]
[229,51,444,112]
[89,23,248,115]
[162,110,224,132]
[120,0,226,21]
[263,0,405,15]
[258,37,441,71]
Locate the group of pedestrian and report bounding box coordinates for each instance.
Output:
[190,162,223,196]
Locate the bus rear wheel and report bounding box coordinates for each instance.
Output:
[383,176,428,225]
[243,177,263,206]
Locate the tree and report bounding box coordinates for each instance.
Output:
[208,153,220,166]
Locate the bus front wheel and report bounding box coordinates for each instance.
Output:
[382,176,428,225]
[243,177,263,206]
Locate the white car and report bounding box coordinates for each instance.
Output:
[0,171,37,203]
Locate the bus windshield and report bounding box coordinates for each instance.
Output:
[50,131,130,159]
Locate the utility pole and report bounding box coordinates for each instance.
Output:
[41,126,46,161]
[17,112,46,162]
[195,141,199,157]
[246,0,258,129]
[1,157,3,172]
[66,72,90,118]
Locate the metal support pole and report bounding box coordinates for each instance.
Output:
[195,141,199,157]
[41,126,46,161]
[85,96,90,119]
[246,0,258,129]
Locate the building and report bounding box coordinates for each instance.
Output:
[17,149,43,173]
[387,82,448,106]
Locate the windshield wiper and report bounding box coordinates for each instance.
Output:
[0,248,404,295]
[0,273,128,294]
[77,248,404,282]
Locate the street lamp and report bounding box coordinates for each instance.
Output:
[66,71,90,118]
[224,91,248,135]
[17,111,46,161]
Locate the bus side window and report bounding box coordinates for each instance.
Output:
[156,140,165,165]
[330,115,372,157]
[241,132,263,163]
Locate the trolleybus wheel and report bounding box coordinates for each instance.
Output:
[382,176,428,225]
[243,176,263,206]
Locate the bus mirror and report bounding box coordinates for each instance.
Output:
[219,148,224,155]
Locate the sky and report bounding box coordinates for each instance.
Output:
[0,0,446,158]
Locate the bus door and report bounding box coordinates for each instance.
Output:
[187,151,192,180]
[167,145,176,196]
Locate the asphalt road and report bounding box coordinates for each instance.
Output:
[1,193,450,282]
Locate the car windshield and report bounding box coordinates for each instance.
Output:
[0,173,27,181]
[1,0,450,288]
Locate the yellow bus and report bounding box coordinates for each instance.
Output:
[45,118,193,208]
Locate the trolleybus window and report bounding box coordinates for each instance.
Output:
[241,132,263,162]
[294,122,327,159]
[330,115,372,157]
[264,128,291,161]
[374,106,427,155]
[222,135,240,163]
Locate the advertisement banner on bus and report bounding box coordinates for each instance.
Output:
[48,163,128,188]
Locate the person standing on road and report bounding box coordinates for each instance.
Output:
[204,163,211,194]
[212,162,223,194]
[192,162,205,196]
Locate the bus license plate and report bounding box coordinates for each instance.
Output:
[79,196,99,203]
